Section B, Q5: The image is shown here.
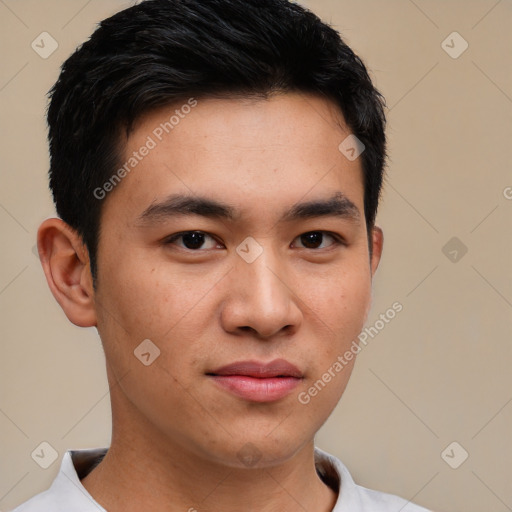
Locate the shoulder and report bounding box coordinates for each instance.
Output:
[9,489,57,512]
[314,447,433,512]
[353,484,432,511]
[8,448,108,512]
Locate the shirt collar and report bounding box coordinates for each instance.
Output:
[49,448,108,512]
[50,446,350,511]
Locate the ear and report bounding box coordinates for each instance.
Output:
[370,225,384,278]
[37,218,97,327]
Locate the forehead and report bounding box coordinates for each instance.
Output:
[104,93,365,225]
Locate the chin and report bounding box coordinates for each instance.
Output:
[204,431,309,470]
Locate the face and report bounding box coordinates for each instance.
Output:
[93,93,382,467]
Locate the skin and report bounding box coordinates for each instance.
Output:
[38,92,383,512]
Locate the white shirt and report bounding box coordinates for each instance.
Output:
[10,447,431,511]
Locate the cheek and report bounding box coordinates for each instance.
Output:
[99,254,193,330]
[95,254,222,374]
[299,257,371,399]
[303,258,372,335]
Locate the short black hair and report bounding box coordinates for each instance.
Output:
[47,0,386,288]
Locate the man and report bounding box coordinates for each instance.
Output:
[12,0,431,510]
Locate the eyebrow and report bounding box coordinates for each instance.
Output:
[135,191,361,226]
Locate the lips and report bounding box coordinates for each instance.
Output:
[207,359,303,402]
[209,359,303,378]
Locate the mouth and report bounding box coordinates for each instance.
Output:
[206,359,303,403]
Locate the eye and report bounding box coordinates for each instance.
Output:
[292,231,343,250]
[164,231,221,250]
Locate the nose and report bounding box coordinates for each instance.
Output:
[220,243,303,339]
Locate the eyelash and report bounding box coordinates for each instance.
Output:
[163,230,345,251]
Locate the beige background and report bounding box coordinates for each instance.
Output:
[1,1,511,511]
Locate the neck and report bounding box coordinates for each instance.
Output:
[81,367,337,512]
[81,423,336,512]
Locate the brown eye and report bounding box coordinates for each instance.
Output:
[293,231,341,249]
[165,231,219,250]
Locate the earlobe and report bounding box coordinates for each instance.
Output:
[37,218,97,327]
[370,225,384,277]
